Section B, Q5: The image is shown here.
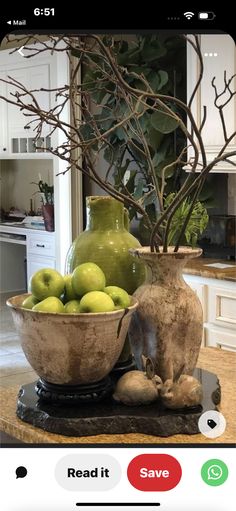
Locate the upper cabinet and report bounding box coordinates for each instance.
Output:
[0,44,75,275]
[6,64,51,153]
[0,48,54,158]
[187,34,236,172]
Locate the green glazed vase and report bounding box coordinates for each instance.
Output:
[65,196,146,372]
[65,196,146,295]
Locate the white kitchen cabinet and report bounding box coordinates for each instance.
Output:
[208,285,236,329]
[0,49,54,158]
[27,232,55,258]
[6,64,51,154]
[0,42,83,274]
[206,327,236,352]
[27,231,56,284]
[0,44,76,273]
[184,273,236,351]
[187,34,236,172]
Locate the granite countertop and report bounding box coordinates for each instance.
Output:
[184,257,236,282]
[0,347,235,444]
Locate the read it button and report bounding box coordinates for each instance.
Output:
[127,454,182,491]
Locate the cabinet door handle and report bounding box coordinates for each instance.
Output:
[36,243,45,248]
[24,126,30,130]
[3,148,7,151]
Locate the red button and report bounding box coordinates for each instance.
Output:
[127,454,182,492]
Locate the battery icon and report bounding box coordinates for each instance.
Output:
[198,11,216,20]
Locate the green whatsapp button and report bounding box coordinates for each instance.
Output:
[201,459,228,486]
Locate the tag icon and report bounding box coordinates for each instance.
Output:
[207,419,217,429]
[198,411,226,438]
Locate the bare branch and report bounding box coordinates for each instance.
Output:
[0,34,235,253]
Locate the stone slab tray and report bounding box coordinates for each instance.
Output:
[16,368,220,437]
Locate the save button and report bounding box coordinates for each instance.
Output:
[127,454,182,491]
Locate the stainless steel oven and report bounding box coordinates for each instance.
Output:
[199,215,236,260]
[0,230,27,293]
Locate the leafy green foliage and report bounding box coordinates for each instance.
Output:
[150,110,180,134]
[77,35,211,248]
[81,35,186,208]
[163,193,209,247]
[79,35,210,247]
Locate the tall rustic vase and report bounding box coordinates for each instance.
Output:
[65,196,146,371]
[128,246,203,383]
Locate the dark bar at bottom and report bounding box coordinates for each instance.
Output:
[76,504,161,507]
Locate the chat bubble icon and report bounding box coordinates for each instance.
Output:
[207,464,222,480]
[16,466,27,479]
[201,459,228,486]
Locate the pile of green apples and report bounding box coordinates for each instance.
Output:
[21,262,131,313]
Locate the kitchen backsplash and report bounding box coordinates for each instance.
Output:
[0,159,53,215]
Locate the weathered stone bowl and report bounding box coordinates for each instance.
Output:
[7,294,138,386]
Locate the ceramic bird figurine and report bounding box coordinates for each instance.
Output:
[113,358,162,406]
[159,374,203,409]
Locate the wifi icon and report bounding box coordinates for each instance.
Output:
[184,11,195,19]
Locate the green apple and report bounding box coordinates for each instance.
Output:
[63,274,78,302]
[21,295,39,310]
[104,285,131,310]
[72,262,106,296]
[64,299,81,313]
[80,291,115,313]
[32,296,64,313]
[29,268,65,300]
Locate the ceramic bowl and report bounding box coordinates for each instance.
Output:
[7,294,138,385]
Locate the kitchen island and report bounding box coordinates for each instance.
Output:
[183,258,236,352]
[0,347,235,444]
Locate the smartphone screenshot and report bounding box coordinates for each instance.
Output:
[0,7,235,511]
